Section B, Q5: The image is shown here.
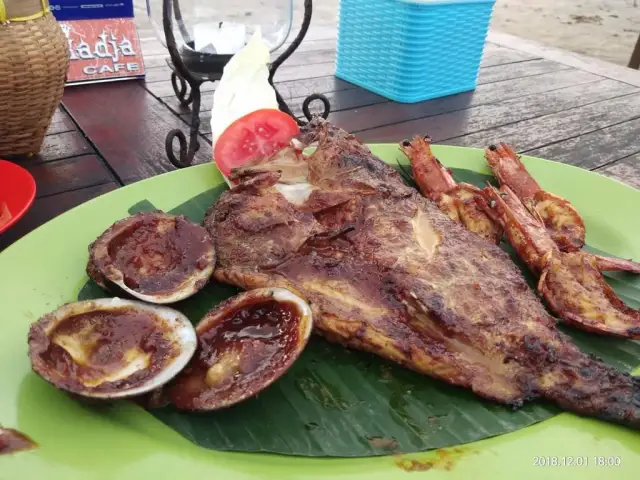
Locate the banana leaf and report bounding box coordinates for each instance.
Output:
[77,166,640,457]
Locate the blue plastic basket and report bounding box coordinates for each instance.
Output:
[336,0,496,103]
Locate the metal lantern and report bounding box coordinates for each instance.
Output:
[146,0,331,168]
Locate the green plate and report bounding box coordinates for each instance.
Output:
[1,145,639,478]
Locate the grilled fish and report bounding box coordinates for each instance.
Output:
[205,119,640,428]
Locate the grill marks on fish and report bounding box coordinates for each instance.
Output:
[207,189,323,271]
[207,119,640,429]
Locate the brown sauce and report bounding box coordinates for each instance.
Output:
[169,299,300,410]
[36,308,177,393]
[396,448,472,472]
[107,215,211,294]
[0,428,38,455]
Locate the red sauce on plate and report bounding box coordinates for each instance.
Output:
[32,308,178,394]
[106,214,211,294]
[0,428,37,455]
[169,299,300,410]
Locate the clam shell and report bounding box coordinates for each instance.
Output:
[169,287,313,410]
[87,212,215,304]
[28,298,197,400]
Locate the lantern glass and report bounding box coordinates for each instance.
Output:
[146,0,294,56]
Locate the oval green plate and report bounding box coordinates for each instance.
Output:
[1,145,639,479]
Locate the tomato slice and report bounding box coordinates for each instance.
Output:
[213,109,300,177]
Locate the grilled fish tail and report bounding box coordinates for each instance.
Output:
[541,349,640,428]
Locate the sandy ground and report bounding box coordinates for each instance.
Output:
[137,0,639,66]
[492,0,639,67]
[134,0,640,66]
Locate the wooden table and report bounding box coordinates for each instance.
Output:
[2,29,640,252]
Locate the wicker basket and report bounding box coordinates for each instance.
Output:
[0,0,69,157]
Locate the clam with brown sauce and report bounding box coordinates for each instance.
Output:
[87,212,215,304]
[28,298,197,400]
[167,288,313,411]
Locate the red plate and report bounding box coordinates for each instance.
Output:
[0,160,36,234]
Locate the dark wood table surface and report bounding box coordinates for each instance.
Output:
[2,28,640,252]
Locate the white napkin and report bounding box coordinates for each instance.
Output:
[193,21,247,55]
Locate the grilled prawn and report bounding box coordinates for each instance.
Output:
[485,143,585,252]
[484,143,640,274]
[402,136,502,244]
[485,185,640,339]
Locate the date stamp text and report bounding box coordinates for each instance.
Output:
[533,456,622,467]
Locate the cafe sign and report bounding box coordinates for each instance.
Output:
[49,0,145,85]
